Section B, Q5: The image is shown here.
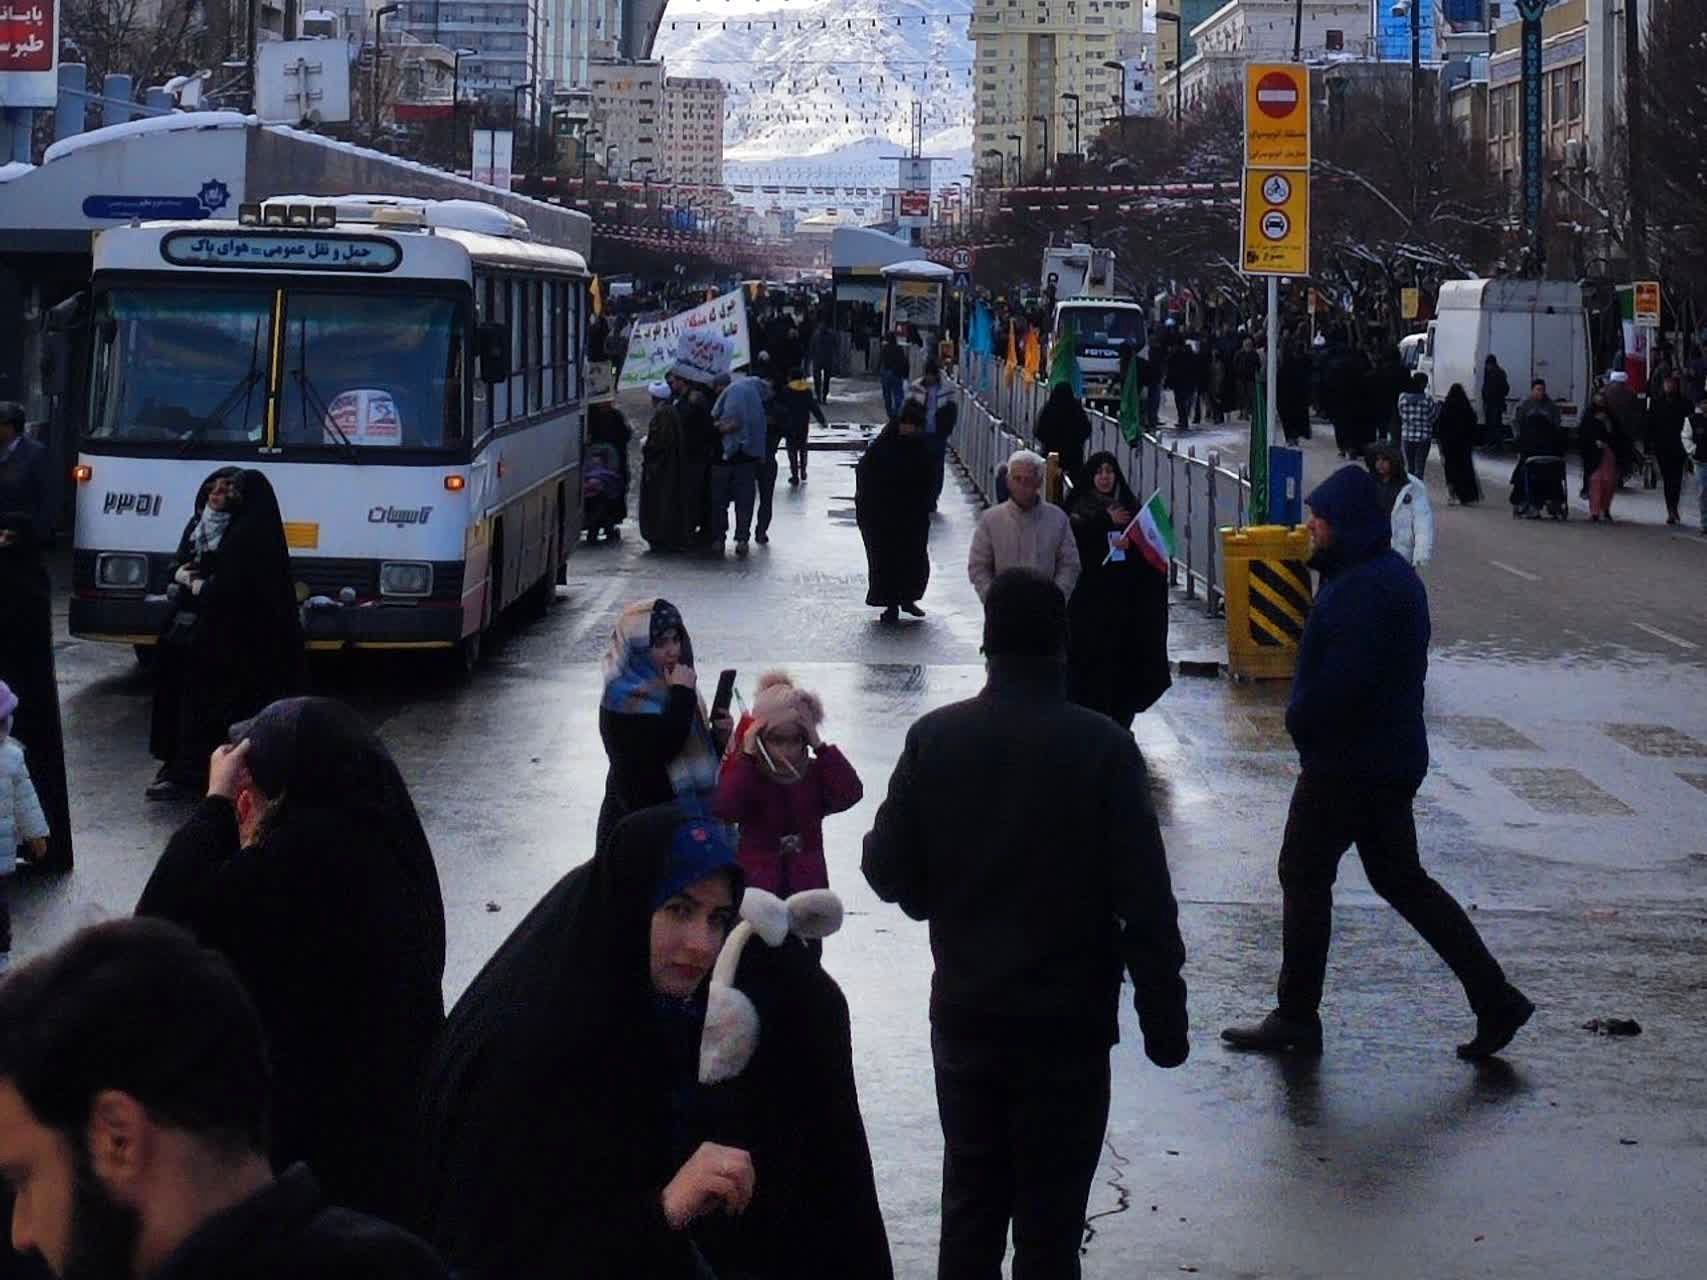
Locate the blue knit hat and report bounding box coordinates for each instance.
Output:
[651,817,738,911]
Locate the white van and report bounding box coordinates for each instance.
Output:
[1419,279,1592,428]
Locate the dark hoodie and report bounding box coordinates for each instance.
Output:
[1287,466,1430,790]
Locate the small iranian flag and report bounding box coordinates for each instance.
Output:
[1108,491,1176,573]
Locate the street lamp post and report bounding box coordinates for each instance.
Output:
[1006,134,1023,187]
[1102,60,1127,143]
[451,47,476,171]
[604,143,618,184]
[371,3,400,144]
[581,131,601,184]
[1061,91,1081,174]
[1516,0,1546,271]
[962,170,975,233]
[1157,11,1182,127]
[1031,113,1051,181]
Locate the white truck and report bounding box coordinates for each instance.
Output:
[1419,279,1592,429]
[1041,243,1116,301]
[1051,299,1149,408]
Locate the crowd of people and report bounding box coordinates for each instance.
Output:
[0,499,1533,1280]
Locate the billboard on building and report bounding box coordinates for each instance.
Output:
[1377,7,1437,64]
[0,0,59,109]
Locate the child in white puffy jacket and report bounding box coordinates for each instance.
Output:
[0,681,49,970]
[1368,444,1435,570]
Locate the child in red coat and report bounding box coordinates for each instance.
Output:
[713,671,864,896]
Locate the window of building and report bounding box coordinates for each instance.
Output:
[1567,64,1582,120]
[1549,70,1564,125]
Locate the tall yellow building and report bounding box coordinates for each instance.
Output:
[970,0,1145,185]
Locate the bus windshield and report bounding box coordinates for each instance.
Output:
[1058,308,1146,350]
[88,286,467,451]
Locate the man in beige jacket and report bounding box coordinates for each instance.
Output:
[968,449,1081,601]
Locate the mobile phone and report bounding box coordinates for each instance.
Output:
[711,669,737,721]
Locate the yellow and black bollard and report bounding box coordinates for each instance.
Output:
[1220,525,1314,680]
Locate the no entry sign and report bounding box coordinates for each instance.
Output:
[1244,63,1310,169]
[1255,72,1301,119]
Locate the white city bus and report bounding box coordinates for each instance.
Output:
[70,195,590,668]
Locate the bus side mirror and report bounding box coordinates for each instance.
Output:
[476,322,510,384]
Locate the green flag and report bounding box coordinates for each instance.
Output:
[1118,354,1141,446]
[1047,325,1082,395]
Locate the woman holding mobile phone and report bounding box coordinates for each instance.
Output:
[713,671,863,899]
[598,599,734,844]
[1065,453,1172,731]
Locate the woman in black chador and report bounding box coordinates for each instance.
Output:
[855,402,934,625]
[147,468,304,799]
[415,803,893,1280]
[1066,452,1172,730]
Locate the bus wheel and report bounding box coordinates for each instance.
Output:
[451,629,482,680]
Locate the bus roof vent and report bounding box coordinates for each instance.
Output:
[423,200,532,241]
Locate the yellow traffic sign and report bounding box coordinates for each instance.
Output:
[1634,280,1661,326]
[1245,63,1310,169]
[1241,168,1309,277]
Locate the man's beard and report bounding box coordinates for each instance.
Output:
[60,1142,142,1280]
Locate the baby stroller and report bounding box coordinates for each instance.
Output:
[1511,455,1569,520]
[583,442,627,542]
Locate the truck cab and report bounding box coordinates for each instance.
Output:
[1051,299,1148,409]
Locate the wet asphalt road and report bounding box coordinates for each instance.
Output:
[20,376,1707,1279]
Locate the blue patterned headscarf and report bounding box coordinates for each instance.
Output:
[600,599,691,714]
[600,599,722,808]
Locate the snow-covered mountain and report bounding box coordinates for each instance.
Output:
[654,0,973,205]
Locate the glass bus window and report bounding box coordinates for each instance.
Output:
[528,280,543,411]
[276,293,466,449]
[493,280,511,424]
[568,283,582,403]
[509,279,526,418]
[86,289,273,444]
[542,282,556,407]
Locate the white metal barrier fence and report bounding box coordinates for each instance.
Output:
[946,350,1253,614]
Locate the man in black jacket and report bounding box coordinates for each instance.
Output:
[0,918,448,1280]
[1222,466,1533,1060]
[862,568,1188,1280]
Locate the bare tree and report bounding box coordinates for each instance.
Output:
[61,0,230,107]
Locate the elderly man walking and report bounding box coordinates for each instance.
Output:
[968,449,1080,601]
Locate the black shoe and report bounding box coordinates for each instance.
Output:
[1456,989,1535,1061]
[901,602,925,617]
[735,540,750,558]
[145,777,196,802]
[879,606,899,624]
[788,474,799,486]
[755,532,769,545]
[1221,1011,1323,1055]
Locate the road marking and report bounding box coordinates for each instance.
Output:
[1632,622,1698,651]
[1488,560,1540,582]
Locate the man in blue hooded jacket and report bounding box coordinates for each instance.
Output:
[1222,466,1534,1061]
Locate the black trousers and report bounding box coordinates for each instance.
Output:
[932,1027,1110,1280]
[814,365,831,401]
[1277,771,1509,1021]
[1657,453,1685,514]
[756,455,779,537]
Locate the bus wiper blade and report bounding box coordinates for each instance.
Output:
[180,319,265,455]
[292,319,359,463]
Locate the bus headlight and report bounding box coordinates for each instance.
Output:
[379,561,433,598]
[96,553,149,590]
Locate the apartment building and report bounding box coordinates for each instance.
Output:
[663,76,726,188]
[398,0,532,99]
[970,0,1144,184]
[587,58,666,181]
[1158,0,1373,116]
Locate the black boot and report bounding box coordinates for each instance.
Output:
[1456,988,1535,1061]
[879,606,899,624]
[1221,1010,1323,1055]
